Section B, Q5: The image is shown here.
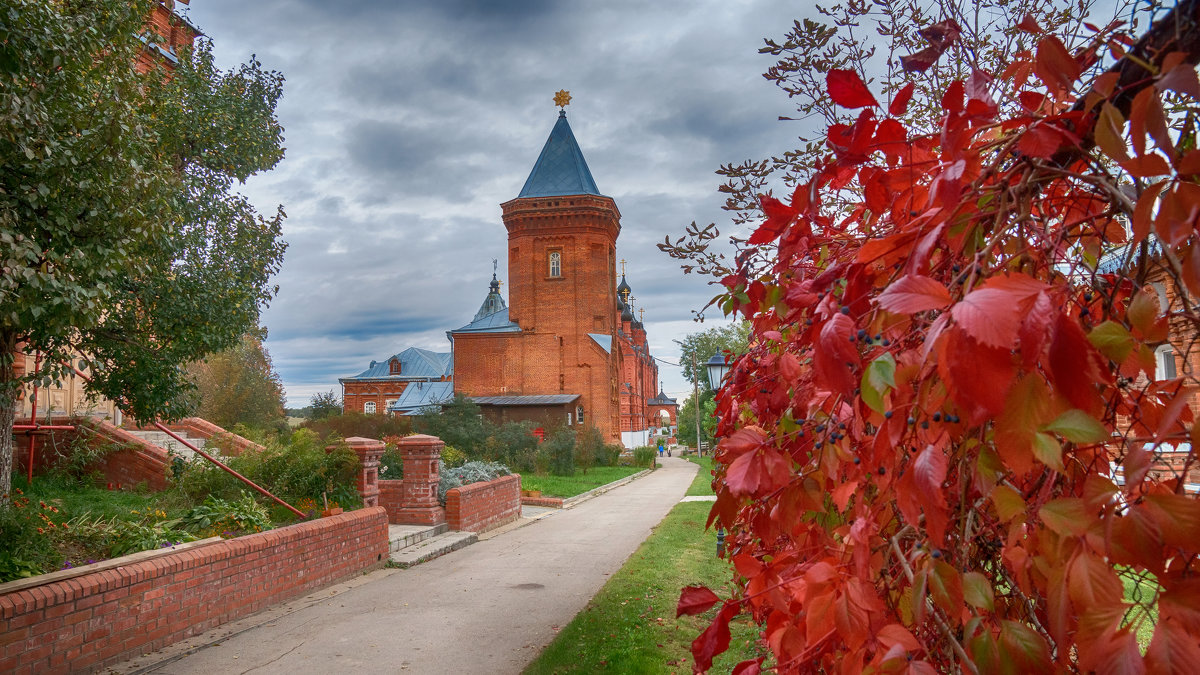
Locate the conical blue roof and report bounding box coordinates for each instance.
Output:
[518,111,602,198]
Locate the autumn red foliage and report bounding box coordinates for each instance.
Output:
[681,5,1200,673]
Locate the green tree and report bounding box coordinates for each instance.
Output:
[308,390,342,420]
[0,1,286,502]
[414,394,490,457]
[675,390,716,451]
[187,333,285,430]
[676,322,750,391]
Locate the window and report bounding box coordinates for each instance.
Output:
[566,412,573,426]
[385,399,397,410]
[364,401,377,414]
[548,250,562,277]
[577,405,585,424]
[1156,344,1177,380]
[389,359,401,375]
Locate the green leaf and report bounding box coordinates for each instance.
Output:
[1088,320,1134,362]
[963,571,994,611]
[991,484,1026,522]
[1032,432,1064,473]
[860,352,896,413]
[1043,409,1109,444]
[1040,498,1090,537]
[928,560,964,625]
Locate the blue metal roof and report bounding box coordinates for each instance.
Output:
[517,111,603,198]
[469,394,580,406]
[588,333,612,354]
[451,307,521,334]
[1096,238,1163,274]
[344,347,452,380]
[388,380,454,415]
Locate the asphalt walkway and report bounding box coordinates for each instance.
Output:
[111,456,698,674]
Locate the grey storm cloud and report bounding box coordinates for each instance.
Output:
[185,0,808,405]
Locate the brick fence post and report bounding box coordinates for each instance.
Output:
[336,437,385,508]
[395,434,446,525]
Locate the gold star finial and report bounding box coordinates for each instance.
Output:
[554,89,572,109]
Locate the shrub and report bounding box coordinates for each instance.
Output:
[300,412,413,443]
[489,421,538,472]
[575,426,604,474]
[441,444,467,468]
[379,443,403,480]
[437,460,511,504]
[600,444,623,467]
[41,429,122,485]
[545,429,576,476]
[179,493,272,537]
[413,394,490,457]
[632,446,656,468]
[0,489,63,582]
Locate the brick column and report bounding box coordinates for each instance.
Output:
[394,434,446,525]
[336,436,385,508]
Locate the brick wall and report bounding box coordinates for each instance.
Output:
[445,474,522,533]
[377,479,417,524]
[0,507,389,675]
[158,417,264,457]
[14,418,171,491]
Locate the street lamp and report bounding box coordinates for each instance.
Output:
[705,353,730,391]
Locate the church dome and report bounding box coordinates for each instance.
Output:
[621,304,633,323]
[616,274,632,303]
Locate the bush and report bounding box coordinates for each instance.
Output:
[545,429,576,476]
[633,446,656,468]
[0,490,63,582]
[437,460,511,504]
[489,421,538,473]
[441,445,467,468]
[575,426,604,474]
[300,412,413,443]
[41,429,122,485]
[179,493,272,538]
[413,394,490,457]
[600,444,623,467]
[379,443,403,480]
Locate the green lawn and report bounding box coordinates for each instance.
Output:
[523,499,764,674]
[684,455,716,496]
[14,474,171,522]
[519,466,644,498]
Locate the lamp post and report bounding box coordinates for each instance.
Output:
[705,352,731,557]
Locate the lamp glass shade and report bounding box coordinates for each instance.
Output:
[706,354,730,390]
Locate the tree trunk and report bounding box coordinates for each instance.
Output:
[0,331,17,505]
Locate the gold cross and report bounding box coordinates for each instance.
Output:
[554,90,572,108]
[638,308,645,322]
[619,259,626,276]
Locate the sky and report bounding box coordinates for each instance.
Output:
[183,0,811,408]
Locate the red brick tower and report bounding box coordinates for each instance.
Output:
[453,95,624,441]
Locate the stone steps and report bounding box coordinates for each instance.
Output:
[387,523,448,552]
[389,530,477,569]
[124,429,210,460]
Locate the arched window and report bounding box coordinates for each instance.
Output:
[548,251,562,277]
[364,401,377,414]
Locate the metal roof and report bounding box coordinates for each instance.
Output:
[344,346,452,380]
[469,394,580,406]
[388,380,454,415]
[451,307,521,334]
[1096,237,1163,275]
[588,333,612,354]
[648,390,678,406]
[517,111,603,198]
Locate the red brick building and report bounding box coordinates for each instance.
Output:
[343,102,675,446]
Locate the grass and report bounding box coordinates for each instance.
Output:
[684,455,716,496]
[524,499,763,674]
[13,474,171,521]
[519,465,644,498]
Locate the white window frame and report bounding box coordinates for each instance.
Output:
[548,250,562,277]
[566,411,573,426]
[364,401,377,414]
[1156,344,1177,380]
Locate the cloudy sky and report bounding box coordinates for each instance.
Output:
[184,0,812,407]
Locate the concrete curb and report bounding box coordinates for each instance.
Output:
[561,466,654,508]
[389,530,478,568]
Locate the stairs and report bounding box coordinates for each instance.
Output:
[123,428,212,461]
[388,523,477,569]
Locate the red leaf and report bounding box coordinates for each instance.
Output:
[1049,313,1109,415]
[1146,619,1200,674]
[677,585,721,617]
[900,46,943,73]
[913,445,950,544]
[877,275,952,314]
[1067,552,1124,610]
[691,602,736,672]
[999,620,1054,674]
[1017,13,1042,33]
[749,194,796,244]
[950,288,1023,349]
[1157,62,1200,99]
[716,426,766,460]
[731,658,765,675]
[889,83,915,116]
[827,69,879,109]
[938,326,1015,425]
[813,313,859,396]
[1034,36,1081,97]
[1122,153,1171,178]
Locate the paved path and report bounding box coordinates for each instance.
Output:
[112,456,698,674]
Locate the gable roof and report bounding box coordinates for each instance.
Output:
[387,380,454,415]
[451,306,521,334]
[343,346,452,380]
[648,390,678,406]
[517,111,603,198]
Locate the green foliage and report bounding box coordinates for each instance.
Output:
[41,432,123,485]
[0,0,288,502]
[179,493,272,537]
[102,518,197,558]
[308,390,342,419]
[413,394,489,456]
[0,489,63,582]
[676,323,751,390]
[676,391,717,450]
[301,411,412,442]
[187,333,286,430]
[545,429,576,476]
[379,444,404,480]
[440,445,467,468]
[632,446,657,469]
[490,421,538,473]
[173,428,359,508]
[519,466,643,499]
[574,426,605,474]
[437,460,511,504]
